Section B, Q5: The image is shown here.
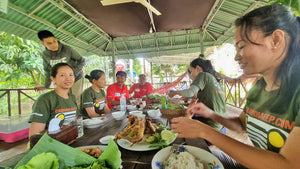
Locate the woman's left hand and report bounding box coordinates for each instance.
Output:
[171,117,206,138]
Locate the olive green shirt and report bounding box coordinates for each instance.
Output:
[244,79,300,152]
[29,90,77,127]
[80,87,107,117]
[186,72,226,131]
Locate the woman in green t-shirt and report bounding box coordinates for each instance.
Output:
[171,4,300,169]
[80,69,110,118]
[168,58,226,131]
[29,63,77,138]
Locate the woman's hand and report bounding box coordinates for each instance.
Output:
[171,117,207,138]
[186,102,215,119]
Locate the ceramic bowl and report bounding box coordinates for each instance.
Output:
[112,111,126,120]
[147,109,162,119]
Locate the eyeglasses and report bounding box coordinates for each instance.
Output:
[187,69,191,74]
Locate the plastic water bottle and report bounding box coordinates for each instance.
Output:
[120,94,126,112]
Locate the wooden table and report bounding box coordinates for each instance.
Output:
[0,114,209,169]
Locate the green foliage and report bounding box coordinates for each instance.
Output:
[152,63,188,82]
[133,59,142,75]
[0,32,44,88]
[269,0,299,15]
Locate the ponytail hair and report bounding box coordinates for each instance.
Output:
[85,69,105,83]
[190,58,220,82]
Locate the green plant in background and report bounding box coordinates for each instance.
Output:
[0,32,44,89]
[269,0,299,15]
[0,32,44,117]
[133,59,143,76]
[152,63,188,82]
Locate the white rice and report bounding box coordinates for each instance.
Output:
[163,151,204,169]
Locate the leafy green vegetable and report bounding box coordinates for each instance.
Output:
[14,134,122,169]
[148,133,169,149]
[161,97,184,109]
[64,161,108,169]
[156,123,172,134]
[16,152,59,169]
[148,123,176,149]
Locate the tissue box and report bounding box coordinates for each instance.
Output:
[0,114,30,143]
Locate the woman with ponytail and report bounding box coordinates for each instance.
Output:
[171,4,300,169]
[168,57,226,132]
[80,69,110,118]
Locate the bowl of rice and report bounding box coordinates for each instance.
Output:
[151,145,224,169]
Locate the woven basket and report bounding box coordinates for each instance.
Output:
[160,108,186,121]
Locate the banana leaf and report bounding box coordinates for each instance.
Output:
[99,139,122,169]
[14,133,95,169]
[14,133,121,169]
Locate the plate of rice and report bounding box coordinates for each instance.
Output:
[152,145,223,169]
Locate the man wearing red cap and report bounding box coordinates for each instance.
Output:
[106,71,130,109]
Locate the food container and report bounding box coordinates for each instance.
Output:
[0,114,31,143]
[160,109,186,121]
[147,109,162,119]
[112,111,126,120]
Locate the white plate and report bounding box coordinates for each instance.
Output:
[99,135,115,144]
[116,134,176,151]
[83,117,107,128]
[151,145,224,169]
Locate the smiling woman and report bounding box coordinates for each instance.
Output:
[28,63,77,138]
[171,3,300,169]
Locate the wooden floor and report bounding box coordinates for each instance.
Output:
[0,104,252,163]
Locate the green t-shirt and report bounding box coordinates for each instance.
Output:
[29,90,77,127]
[244,79,300,152]
[80,87,107,117]
[190,72,226,131]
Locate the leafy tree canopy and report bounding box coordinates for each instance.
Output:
[0,32,44,88]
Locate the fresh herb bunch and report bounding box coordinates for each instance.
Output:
[147,123,176,149]
[148,133,169,149]
[156,123,171,134]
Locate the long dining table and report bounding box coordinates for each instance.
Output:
[0,113,210,169]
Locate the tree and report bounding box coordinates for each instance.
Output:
[270,0,299,15]
[133,59,142,76]
[152,63,188,82]
[0,32,44,88]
